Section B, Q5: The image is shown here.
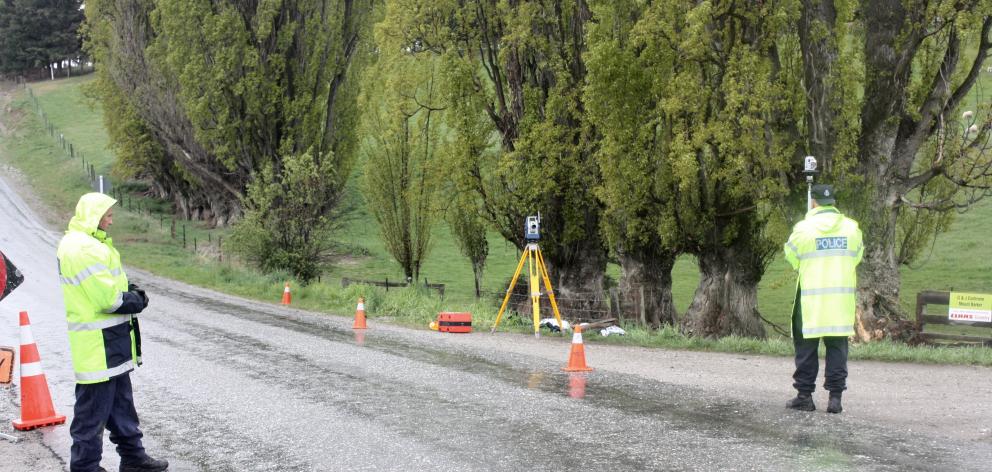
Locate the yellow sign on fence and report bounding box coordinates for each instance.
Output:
[948,292,992,323]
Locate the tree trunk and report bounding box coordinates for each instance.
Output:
[799,0,838,169]
[542,242,607,322]
[681,242,767,339]
[472,262,483,298]
[506,236,607,323]
[849,0,924,339]
[617,245,677,327]
[851,170,917,341]
[856,236,911,341]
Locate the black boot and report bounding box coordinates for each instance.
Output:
[119,455,169,472]
[786,393,816,411]
[827,394,843,414]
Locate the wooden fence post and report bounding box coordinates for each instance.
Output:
[639,285,647,326]
[610,287,620,319]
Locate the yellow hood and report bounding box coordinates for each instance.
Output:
[67,193,117,235]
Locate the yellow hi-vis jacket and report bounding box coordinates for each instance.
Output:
[784,206,863,338]
[57,193,140,384]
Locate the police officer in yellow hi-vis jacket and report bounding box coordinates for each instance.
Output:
[783,184,863,414]
[57,193,168,472]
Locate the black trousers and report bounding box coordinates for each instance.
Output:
[70,374,148,472]
[792,294,849,395]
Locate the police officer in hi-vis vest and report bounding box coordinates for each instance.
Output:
[783,184,863,414]
[57,193,169,472]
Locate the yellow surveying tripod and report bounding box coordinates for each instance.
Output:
[490,241,565,337]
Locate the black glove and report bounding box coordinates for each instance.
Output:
[113,291,146,314]
[128,283,149,309]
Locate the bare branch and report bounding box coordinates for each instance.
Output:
[946,16,992,114]
[409,89,447,112]
[899,191,990,212]
[715,205,756,217]
[904,165,945,192]
[903,27,960,164]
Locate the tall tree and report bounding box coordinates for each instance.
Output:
[0,0,84,75]
[442,54,494,300]
[584,0,680,327]
[587,0,800,337]
[84,0,372,223]
[380,0,609,307]
[799,0,992,339]
[83,0,225,221]
[360,50,444,282]
[84,0,375,280]
[448,193,490,298]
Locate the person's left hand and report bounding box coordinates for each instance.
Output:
[128,283,149,308]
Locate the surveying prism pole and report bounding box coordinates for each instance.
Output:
[803,155,818,210]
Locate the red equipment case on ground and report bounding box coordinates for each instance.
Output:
[438,312,472,333]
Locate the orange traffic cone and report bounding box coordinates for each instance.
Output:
[562,324,593,372]
[353,297,367,330]
[12,311,66,431]
[281,282,291,305]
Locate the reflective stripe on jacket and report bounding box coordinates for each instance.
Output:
[57,193,137,384]
[784,206,863,339]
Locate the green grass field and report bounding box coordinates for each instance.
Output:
[2,74,990,365]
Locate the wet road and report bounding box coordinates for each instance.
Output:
[2,174,991,471]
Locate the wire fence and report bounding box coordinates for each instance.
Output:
[109,187,227,263]
[9,63,94,83]
[25,84,109,194]
[342,276,446,298]
[26,82,226,263]
[480,283,677,325]
[481,285,791,334]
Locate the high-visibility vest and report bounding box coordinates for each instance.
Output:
[57,193,137,384]
[784,206,864,338]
